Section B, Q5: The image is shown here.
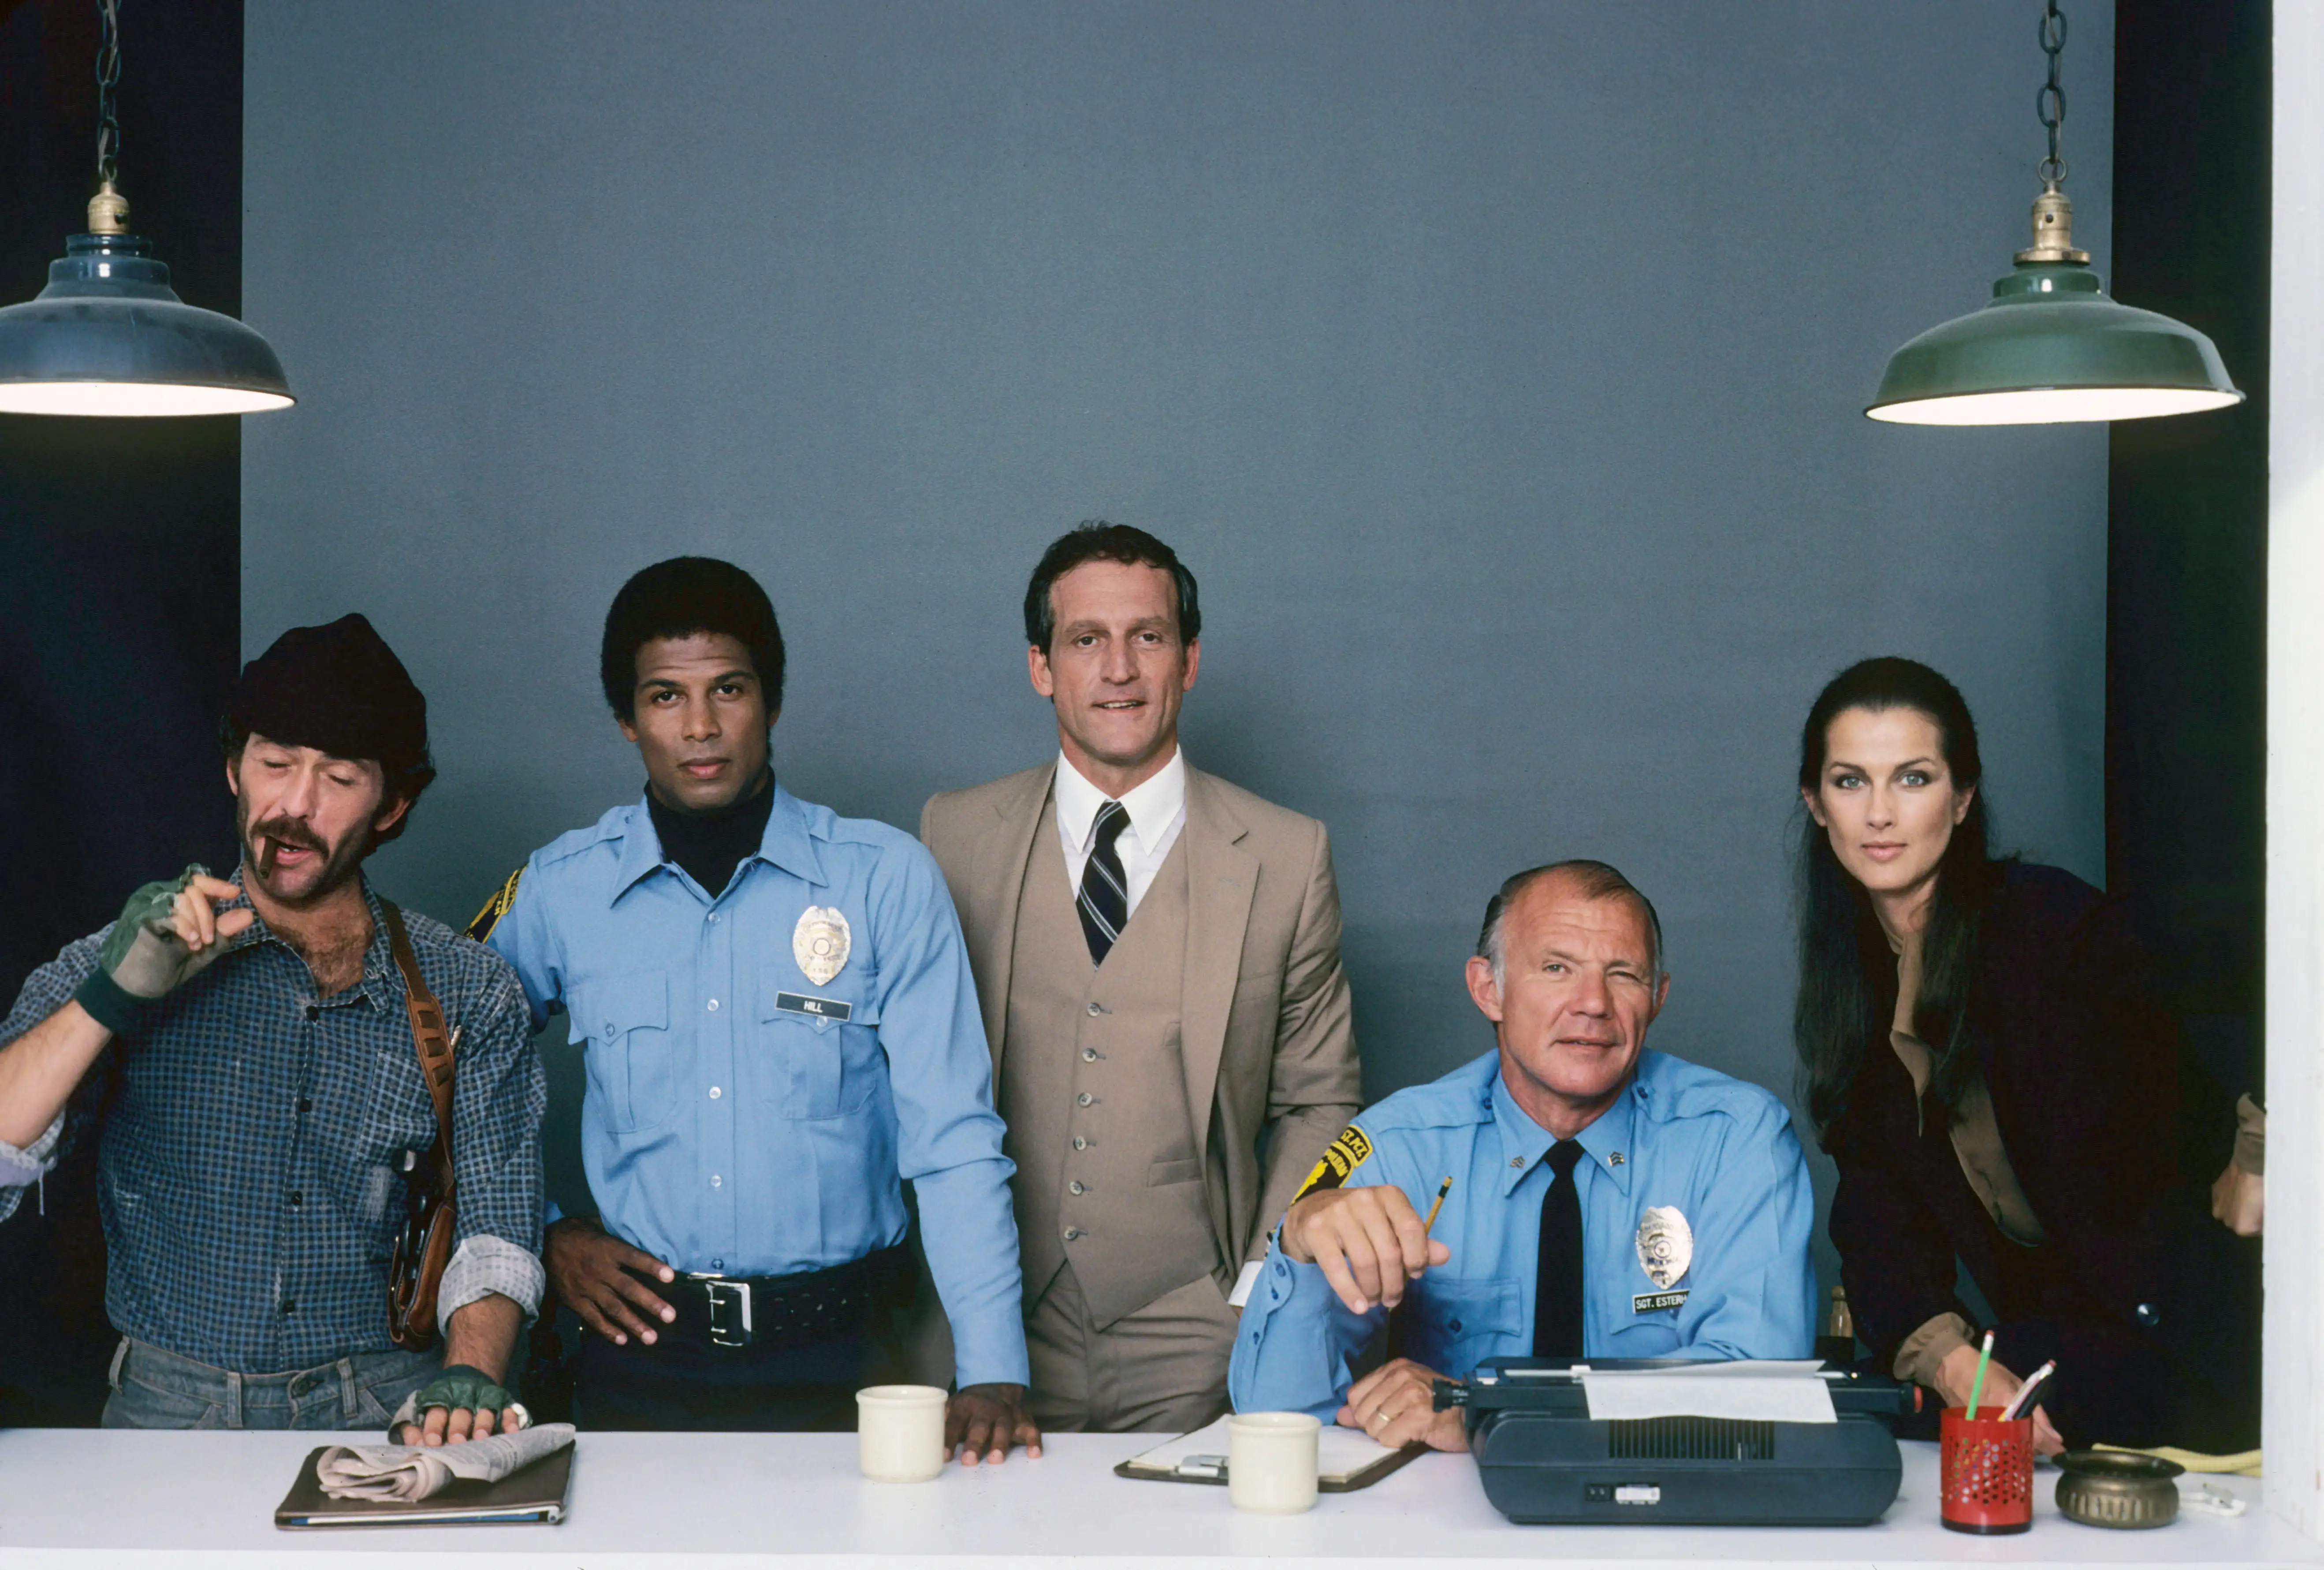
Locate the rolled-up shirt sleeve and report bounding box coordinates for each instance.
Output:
[1892,1310,1977,1389]
[2233,1094,2265,1176]
[872,842,1028,1389]
[0,1111,64,1199]
[439,1234,547,1322]
[444,948,548,1317]
[0,932,110,1224]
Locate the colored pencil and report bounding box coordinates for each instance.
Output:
[1966,1329,1996,1418]
[2001,1360,2056,1421]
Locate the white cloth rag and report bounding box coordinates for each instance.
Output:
[315,1423,575,1503]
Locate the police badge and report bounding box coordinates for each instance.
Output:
[793,906,851,987]
[1635,1205,1693,1288]
[1631,1205,1694,1313]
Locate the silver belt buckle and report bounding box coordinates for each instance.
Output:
[694,1275,753,1348]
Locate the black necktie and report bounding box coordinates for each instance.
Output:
[1076,800,1131,965]
[1533,1140,1587,1358]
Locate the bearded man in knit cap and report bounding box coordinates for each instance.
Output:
[0,614,545,1441]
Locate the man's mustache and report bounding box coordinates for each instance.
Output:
[249,817,327,855]
[249,817,331,877]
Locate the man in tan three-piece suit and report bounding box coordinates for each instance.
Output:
[920,522,1363,1433]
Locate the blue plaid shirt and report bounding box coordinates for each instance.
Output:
[0,874,546,1374]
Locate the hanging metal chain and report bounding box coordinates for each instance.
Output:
[2035,0,2067,187]
[95,0,122,186]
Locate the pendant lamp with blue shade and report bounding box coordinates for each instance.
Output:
[0,0,292,417]
[1866,1,2240,426]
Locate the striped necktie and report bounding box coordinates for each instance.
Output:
[1076,799,1131,965]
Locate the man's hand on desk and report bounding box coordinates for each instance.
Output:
[547,1216,677,1346]
[395,1296,529,1446]
[1931,1343,2064,1457]
[1340,1358,1466,1452]
[947,1382,1041,1465]
[1282,1185,1449,1314]
[395,1364,524,1447]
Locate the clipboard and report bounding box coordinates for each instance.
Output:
[1114,1415,1427,1492]
[274,1444,572,1528]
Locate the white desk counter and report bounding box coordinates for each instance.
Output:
[0,1429,2312,1569]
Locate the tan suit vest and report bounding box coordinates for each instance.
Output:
[919,759,1364,1385]
[1002,799,1216,1325]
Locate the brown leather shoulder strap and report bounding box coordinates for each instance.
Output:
[379,900,455,1153]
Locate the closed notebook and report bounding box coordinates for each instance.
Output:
[275,1444,572,1528]
[1115,1416,1425,1492]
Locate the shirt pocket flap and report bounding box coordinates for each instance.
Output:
[1412,1275,1523,1344]
[570,970,674,1133]
[756,964,882,1032]
[577,970,667,1043]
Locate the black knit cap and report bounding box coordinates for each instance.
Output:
[227,613,430,775]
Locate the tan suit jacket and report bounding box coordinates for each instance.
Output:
[921,760,1363,1291]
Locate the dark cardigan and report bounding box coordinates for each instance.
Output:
[1823,863,2254,1447]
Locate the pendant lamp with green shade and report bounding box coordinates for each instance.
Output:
[1866,1,2240,427]
[0,0,292,417]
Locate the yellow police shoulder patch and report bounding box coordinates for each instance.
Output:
[466,867,524,944]
[1292,1124,1374,1201]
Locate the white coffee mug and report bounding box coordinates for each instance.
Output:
[856,1384,948,1482]
[1227,1410,1321,1514]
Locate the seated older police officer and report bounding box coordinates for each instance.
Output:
[1229,860,1816,1451]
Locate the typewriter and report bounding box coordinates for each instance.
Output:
[1434,1358,1909,1526]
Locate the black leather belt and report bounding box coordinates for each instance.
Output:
[675,1241,913,1351]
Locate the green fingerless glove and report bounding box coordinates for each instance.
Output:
[73,865,217,1035]
[410,1364,528,1427]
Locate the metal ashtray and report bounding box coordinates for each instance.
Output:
[2055,1451,2185,1529]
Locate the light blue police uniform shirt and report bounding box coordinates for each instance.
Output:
[488,784,1030,1387]
[1229,1048,1816,1418]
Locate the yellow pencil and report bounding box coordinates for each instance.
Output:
[1423,1176,1453,1232]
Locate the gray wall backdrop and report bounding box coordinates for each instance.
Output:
[242,0,2115,1290]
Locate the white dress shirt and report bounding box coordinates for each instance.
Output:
[1053,748,1188,918]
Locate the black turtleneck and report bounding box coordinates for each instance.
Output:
[647,772,775,897]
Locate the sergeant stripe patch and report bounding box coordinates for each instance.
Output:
[1292,1124,1373,1201]
[466,867,524,943]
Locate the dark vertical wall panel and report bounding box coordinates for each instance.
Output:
[242,1,2116,1287]
[0,0,244,1424]
[2108,0,2269,1109]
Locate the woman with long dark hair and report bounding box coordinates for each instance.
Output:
[1795,657,2255,1454]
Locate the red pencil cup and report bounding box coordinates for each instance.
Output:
[1939,1407,2034,1534]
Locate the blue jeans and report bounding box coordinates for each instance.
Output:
[101,1336,438,1431]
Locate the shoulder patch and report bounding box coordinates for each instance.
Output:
[1292,1124,1374,1202]
[466,867,524,944]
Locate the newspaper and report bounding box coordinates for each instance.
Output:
[315,1423,576,1503]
